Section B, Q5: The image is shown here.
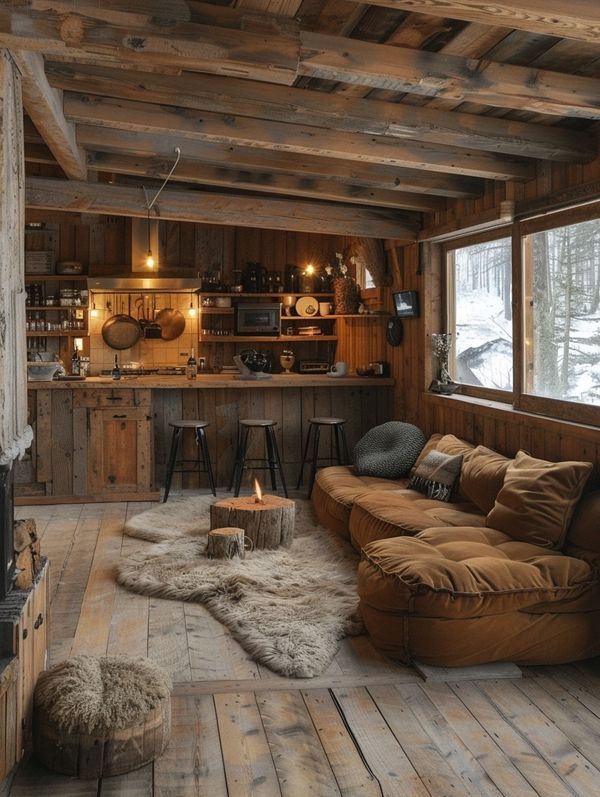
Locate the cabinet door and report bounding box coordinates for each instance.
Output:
[88,407,153,495]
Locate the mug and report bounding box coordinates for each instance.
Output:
[329,361,347,376]
[319,302,332,316]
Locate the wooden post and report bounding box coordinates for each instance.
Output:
[206,527,247,559]
[0,50,28,464]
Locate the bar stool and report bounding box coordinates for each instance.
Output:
[297,417,349,498]
[230,419,288,498]
[163,420,216,503]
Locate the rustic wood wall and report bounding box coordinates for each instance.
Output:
[386,155,600,479]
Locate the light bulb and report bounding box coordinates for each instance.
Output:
[188,303,197,318]
[146,250,155,269]
[305,263,315,275]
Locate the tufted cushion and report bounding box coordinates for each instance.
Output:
[407,450,462,502]
[487,451,593,549]
[354,422,425,480]
[350,489,484,550]
[359,526,598,620]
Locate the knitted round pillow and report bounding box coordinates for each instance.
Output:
[354,422,426,479]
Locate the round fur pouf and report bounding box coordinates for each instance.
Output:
[33,655,172,779]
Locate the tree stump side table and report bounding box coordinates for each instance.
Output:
[210,495,295,550]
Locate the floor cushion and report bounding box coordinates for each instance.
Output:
[350,489,484,550]
[358,526,600,666]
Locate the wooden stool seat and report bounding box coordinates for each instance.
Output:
[163,419,216,502]
[297,417,349,498]
[230,419,288,498]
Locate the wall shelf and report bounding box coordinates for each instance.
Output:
[26,332,89,338]
[199,334,337,343]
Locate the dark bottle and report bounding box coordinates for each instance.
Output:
[71,345,80,376]
[186,347,198,380]
[284,264,299,293]
[111,354,121,381]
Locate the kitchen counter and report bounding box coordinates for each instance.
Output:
[18,375,395,503]
[27,374,394,389]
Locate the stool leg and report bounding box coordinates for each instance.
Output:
[197,427,216,497]
[265,427,278,491]
[267,425,288,498]
[307,425,321,499]
[163,427,182,503]
[228,423,241,491]
[339,424,350,465]
[233,427,250,497]
[333,424,342,465]
[296,424,313,489]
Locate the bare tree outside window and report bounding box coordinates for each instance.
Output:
[447,237,513,391]
[523,218,600,406]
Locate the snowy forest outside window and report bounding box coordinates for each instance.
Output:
[446,235,513,392]
[522,216,600,407]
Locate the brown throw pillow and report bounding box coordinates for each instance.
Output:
[486,450,593,549]
[408,450,463,502]
[435,434,476,499]
[461,445,511,513]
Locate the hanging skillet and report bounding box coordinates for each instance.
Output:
[101,295,141,350]
[155,294,186,341]
[144,295,162,339]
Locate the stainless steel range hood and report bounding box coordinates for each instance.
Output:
[87,277,201,293]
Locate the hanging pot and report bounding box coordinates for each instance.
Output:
[144,295,162,339]
[155,295,186,341]
[101,296,141,350]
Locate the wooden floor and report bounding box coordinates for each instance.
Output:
[9,496,600,797]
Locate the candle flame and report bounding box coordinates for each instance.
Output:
[254,478,264,504]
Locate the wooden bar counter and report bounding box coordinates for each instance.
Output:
[16,375,394,503]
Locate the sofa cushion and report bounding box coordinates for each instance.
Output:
[566,490,600,556]
[407,450,462,502]
[486,451,593,549]
[460,446,511,513]
[434,434,477,499]
[359,526,597,620]
[354,422,426,479]
[350,489,484,550]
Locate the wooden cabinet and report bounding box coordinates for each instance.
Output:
[0,561,48,789]
[75,389,154,497]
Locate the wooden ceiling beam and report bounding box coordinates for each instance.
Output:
[342,0,600,45]
[46,63,597,163]
[298,32,600,119]
[11,50,86,180]
[76,125,483,198]
[1,7,598,118]
[24,177,419,239]
[64,93,534,181]
[86,151,446,212]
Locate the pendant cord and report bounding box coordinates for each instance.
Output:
[143,146,181,215]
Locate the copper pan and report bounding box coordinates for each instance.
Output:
[155,295,185,341]
[101,295,141,350]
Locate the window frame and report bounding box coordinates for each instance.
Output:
[441,204,600,428]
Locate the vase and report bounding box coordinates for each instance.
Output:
[333,277,360,315]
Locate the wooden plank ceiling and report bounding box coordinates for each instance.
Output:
[3,0,599,238]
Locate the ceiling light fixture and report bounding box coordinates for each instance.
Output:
[142,146,181,270]
[188,291,197,318]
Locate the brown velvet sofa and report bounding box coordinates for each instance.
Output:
[312,433,600,667]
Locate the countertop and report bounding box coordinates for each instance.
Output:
[27,374,395,389]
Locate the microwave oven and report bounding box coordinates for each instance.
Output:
[236,303,281,335]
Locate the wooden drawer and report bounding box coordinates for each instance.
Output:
[74,388,151,409]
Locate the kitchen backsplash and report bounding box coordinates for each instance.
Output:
[88,293,200,374]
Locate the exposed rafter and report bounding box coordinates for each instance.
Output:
[342,0,600,45]
[46,63,597,163]
[11,50,86,180]
[25,177,420,239]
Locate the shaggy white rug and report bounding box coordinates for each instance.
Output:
[117,496,363,678]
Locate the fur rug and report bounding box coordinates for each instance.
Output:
[117,496,363,678]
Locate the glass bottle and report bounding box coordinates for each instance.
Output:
[186,347,198,380]
[71,345,80,376]
[111,354,121,381]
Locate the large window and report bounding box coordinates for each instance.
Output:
[443,207,600,425]
[523,217,600,407]
[446,234,513,393]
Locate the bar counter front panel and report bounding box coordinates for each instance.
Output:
[17,376,394,502]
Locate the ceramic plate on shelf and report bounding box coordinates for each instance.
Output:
[295,296,319,317]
